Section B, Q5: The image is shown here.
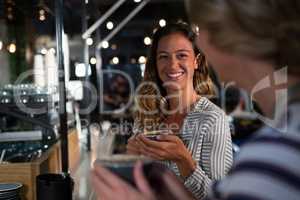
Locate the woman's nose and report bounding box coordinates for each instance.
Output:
[169,55,179,69]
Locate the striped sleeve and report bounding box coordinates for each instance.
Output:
[208,134,300,200]
[184,111,233,199]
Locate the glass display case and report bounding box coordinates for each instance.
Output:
[0,84,58,163]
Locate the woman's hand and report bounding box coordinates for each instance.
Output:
[126,135,141,155]
[136,134,196,178]
[91,161,156,200]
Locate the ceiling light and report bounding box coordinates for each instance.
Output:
[39,9,45,15]
[90,57,97,65]
[75,63,91,77]
[86,38,93,46]
[159,19,166,27]
[39,14,46,21]
[106,21,114,30]
[134,0,142,3]
[101,41,109,49]
[0,41,3,50]
[138,56,146,64]
[112,57,119,65]
[8,43,16,53]
[144,37,151,45]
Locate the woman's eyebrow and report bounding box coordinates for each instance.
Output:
[176,49,192,53]
[157,49,192,54]
[157,50,169,54]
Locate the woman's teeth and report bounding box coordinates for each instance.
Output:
[167,72,184,79]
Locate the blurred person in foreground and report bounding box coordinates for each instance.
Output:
[92,0,300,199]
[188,0,300,199]
[91,161,195,200]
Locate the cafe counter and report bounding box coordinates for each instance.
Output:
[0,129,79,200]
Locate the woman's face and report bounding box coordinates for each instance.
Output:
[156,32,198,93]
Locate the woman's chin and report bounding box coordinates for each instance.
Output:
[164,86,184,93]
[162,79,185,91]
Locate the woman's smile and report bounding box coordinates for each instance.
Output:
[166,71,185,80]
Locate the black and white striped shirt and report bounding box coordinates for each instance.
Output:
[208,102,300,200]
[165,97,233,199]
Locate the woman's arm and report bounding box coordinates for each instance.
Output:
[184,112,233,199]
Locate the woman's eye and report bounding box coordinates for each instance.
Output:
[178,54,188,59]
[158,55,168,59]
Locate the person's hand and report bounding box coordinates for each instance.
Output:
[136,134,196,178]
[162,171,196,200]
[91,161,156,200]
[126,135,141,155]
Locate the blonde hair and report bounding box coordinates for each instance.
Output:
[135,22,215,131]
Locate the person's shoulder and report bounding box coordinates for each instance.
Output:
[191,97,227,119]
[210,130,300,200]
[186,97,229,130]
[233,128,300,173]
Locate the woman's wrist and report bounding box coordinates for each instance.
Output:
[176,153,197,178]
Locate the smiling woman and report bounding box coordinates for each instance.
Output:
[126,22,233,199]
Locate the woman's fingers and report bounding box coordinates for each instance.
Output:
[128,137,139,147]
[128,135,137,143]
[126,146,140,155]
[136,135,173,160]
[136,136,150,149]
[137,135,176,150]
[137,135,164,149]
[127,137,141,154]
[139,146,165,160]
[129,134,180,160]
[156,134,180,142]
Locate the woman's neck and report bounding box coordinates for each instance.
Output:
[167,88,199,114]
